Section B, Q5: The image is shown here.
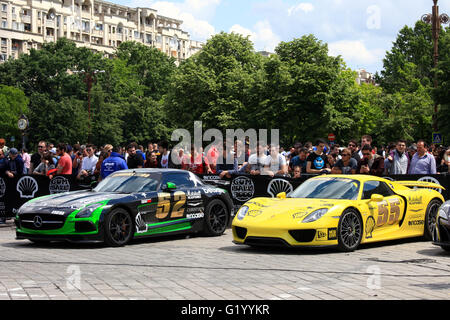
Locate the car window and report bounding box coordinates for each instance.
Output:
[362,181,395,199]
[160,172,195,189]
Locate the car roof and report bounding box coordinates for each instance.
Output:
[117,168,187,174]
[312,174,387,182]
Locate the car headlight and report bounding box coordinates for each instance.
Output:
[237,206,249,221]
[302,208,328,223]
[439,204,450,220]
[76,203,104,218]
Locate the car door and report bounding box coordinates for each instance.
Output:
[362,180,406,237]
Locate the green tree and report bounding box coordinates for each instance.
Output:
[0,85,29,140]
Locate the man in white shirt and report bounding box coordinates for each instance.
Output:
[247,142,267,175]
[263,144,288,177]
[77,144,98,180]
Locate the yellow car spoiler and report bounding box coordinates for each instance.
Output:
[396,181,446,190]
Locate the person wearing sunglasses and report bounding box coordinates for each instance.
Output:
[356,144,384,176]
[347,139,360,162]
[331,148,357,174]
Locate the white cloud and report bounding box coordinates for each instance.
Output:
[129,0,220,41]
[287,3,314,16]
[328,40,385,68]
[230,20,281,52]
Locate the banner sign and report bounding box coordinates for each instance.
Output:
[1,173,449,218]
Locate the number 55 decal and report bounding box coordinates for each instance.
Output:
[376,198,401,227]
[156,191,187,219]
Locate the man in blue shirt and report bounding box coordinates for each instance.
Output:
[408,140,437,175]
[100,146,128,180]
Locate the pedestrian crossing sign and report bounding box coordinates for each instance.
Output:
[432,133,443,144]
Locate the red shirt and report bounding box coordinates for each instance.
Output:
[57,153,72,175]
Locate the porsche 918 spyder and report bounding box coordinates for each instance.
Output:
[232,175,445,251]
[15,169,233,246]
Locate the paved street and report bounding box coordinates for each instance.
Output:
[0,220,449,301]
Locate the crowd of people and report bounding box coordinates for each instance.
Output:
[1,134,449,183]
[1,135,449,223]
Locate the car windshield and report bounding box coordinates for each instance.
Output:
[289,177,360,200]
[94,172,161,193]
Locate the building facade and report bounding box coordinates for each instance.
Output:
[0,0,203,62]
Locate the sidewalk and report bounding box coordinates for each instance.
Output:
[0,219,15,231]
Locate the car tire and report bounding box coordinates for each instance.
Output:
[424,199,442,241]
[104,208,133,247]
[203,199,229,237]
[337,208,363,252]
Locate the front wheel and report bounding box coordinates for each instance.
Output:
[104,208,133,247]
[337,209,363,252]
[424,199,442,241]
[203,199,229,237]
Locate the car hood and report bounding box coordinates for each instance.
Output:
[242,197,345,223]
[18,190,129,214]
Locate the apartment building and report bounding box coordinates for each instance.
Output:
[0,0,203,63]
[356,69,376,85]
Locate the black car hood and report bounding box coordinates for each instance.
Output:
[18,190,129,214]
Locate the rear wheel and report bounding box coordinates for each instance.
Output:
[104,208,133,247]
[337,209,363,252]
[203,199,229,236]
[424,199,442,241]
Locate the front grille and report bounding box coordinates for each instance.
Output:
[289,229,316,243]
[438,219,450,242]
[234,226,247,239]
[245,237,290,247]
[19,213,66,231]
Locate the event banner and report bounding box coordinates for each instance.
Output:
[1,173,449,217]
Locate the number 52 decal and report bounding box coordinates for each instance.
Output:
[156,191,187,219]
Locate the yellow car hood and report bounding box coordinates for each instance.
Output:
[242,197,344,224]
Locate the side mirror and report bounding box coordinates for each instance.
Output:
[370,194,384,202]
[163,182,177,191]
[277,192,286,199]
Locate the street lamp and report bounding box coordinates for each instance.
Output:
[421,0,449,132]
[72,69,105,143]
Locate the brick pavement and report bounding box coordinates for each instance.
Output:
[0,220,449,300]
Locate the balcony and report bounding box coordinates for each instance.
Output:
[46,19,55,27]
[21,15,31,23]
[1,12,7,18]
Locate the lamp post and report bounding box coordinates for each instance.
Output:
[73,69,105,143]
[421,0,449,132]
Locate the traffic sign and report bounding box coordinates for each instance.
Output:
[432,133,443,144]
[328,133,336,142]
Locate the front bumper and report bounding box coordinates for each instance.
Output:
[232,216,340,247]
[16,230,104,243]
[15,211,105,243]
[432,217,450,248]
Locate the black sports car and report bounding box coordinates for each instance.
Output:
[15,169,233,246]
[433,200,450,252]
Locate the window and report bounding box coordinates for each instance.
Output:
[95,23,103,31]
[362,181,395,200]
[134,31,139,38]
[0,54,7,61]
[1,19,6,28]
[1,4,7,12]
[1,38,6,45]
[160,172,196,189]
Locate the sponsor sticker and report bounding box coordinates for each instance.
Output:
[186,212,204,219]
[231,176,255,202]
[328,228,337,240]
[316,229,328,241]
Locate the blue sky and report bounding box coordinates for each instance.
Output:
[120,0,450,73]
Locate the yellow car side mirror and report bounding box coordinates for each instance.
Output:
[371,194,384,202]
[277,192,287,199]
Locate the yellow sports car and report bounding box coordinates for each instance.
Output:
[232,175,445,251]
